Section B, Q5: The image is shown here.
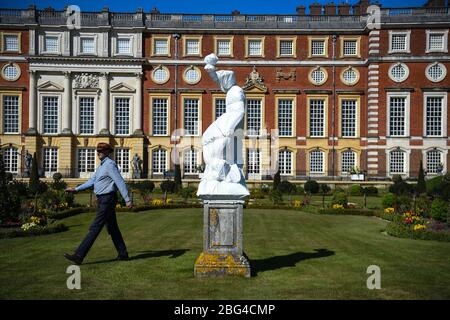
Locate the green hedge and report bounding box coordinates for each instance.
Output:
[0,223,68,239]
[116,203,203,212]
[48,207,94,220]
[317,208,395,221]
[386,221,450,242]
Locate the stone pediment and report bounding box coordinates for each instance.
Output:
[37,81,64,92]
[110,82,136,93]
[242,66,267,93]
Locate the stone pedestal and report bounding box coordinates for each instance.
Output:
[194,196,251,277]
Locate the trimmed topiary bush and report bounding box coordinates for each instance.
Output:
[382,193,396,208]
[304,180,319,194]
[160,180,177,194]
[349,184,363,196]
[364,186,379,195]
[278,180,296,194]
[389,175,414,195]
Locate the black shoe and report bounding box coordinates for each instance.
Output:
[64,253,83,265]
[116,254,129,261]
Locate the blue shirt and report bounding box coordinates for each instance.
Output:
[75,157,130,203]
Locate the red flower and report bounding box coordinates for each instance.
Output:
[404,217,413,224]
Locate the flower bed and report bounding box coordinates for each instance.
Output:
[0,223,68,239]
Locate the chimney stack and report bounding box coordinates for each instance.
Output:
[309,2,323,15]
[324,2,337,15]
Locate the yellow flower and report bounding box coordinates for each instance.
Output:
[384,207,395,214]
[332,204,344,210]
[152,199,163,206]
[294,200,302,208]
[413,224,426,231]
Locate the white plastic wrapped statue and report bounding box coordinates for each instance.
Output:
[197,53,250,198]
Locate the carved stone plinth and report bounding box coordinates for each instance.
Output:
[194,196,250,277]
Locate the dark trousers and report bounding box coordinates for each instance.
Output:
[75,192,128,259]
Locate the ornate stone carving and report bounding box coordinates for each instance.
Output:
[242,66,267,92]
[276,68,296,82]
[73,73,99,89]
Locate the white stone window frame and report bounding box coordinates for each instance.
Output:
[1,93,21,134]
[183,65,202,85]
[112,34,134,57]
[278,148,294,176]
[1,62,21,82]
[1,32,21,53]
[151,95,170,136]
[183,37,202,57]
[245,36,265,58]
[76,33,98,56]
[38,92,62,135]
[115,147,131,177]
[3,147,19,173]
[386,147,411,177]
[182,147,200,176]
[426,30,448,53]
[111,95,134,136]
[340,98,359,138]
[151,147,168,175]
[182,96,201,137]
[245,97,263,137]
[423,92,447,138]
[151,65,170,85]
[308,66,328,86]
[387,92,410,138]
[75,94,98,136]
[340,67,360,86]
[214,36,234,57]
[423,147,448,176]
[77,147,96,178]
[425,62,447,83]
[388,30,411,54]
[152,36,171,57]
[309,149,326,175]
[308,97,327,138]
[40,31,63,55]
[388,62,410,83]
[276,96,295,137]
[42,147,59,178]
[341,149,358,174]
[247,148,261,180]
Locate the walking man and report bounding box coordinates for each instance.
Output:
[64,142,132,265]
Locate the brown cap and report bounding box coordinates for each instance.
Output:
[96,142,113,153]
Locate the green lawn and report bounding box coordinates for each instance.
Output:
[1,208,449,299]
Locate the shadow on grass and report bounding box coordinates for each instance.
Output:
[83,249,189,265]
[250,248,334,277]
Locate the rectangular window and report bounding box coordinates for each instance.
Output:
[3,147,18,173]
[80,37,95,54]
[248,40,262,56]
[391,33,407,52]
[246,99,261,136]
[311,40,325,56]
[426,97,443,136]
[3,95,19,133]
[43,96,59,134]
[183,149,197,174]
[77,148,95,173]
[185,39,200,55]
[115,148,130,173]
[278,99,293,136]
[309,99,325,137]
[389,150,405,174]
[279,150,292,175]
[4,34,19,52]
[154,39,168,55]
[43,148,58,174]
[426,150,443,174]
[183,98,199,135]
[215,98,226,120]
[428,33,444,51]
[117,38,131,54]
[389,97,406,136]
[217,39,231,56]
[341,151,356,174]
[79,97,95,135]
[341,100,357,137]
[343,40,357,56]
[152,148,167,174]
[152,98,168,135]
[44,36,59,53]
[247,149,260,175]
[114,98,130,135]
[279,40,293,56]
[310,150,324,174]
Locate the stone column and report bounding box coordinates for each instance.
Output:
[99,72,110,135]
[62,71,72,134]
[27,70,37,134]
[133,72,143,136]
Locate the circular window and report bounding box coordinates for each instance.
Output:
[151,65,170,84]
[309,67,328,86]
[1,63,21,81]
[183,66,201,84]
[389,63,409,83]
[341,67,360,86]
[426,62,446,83]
